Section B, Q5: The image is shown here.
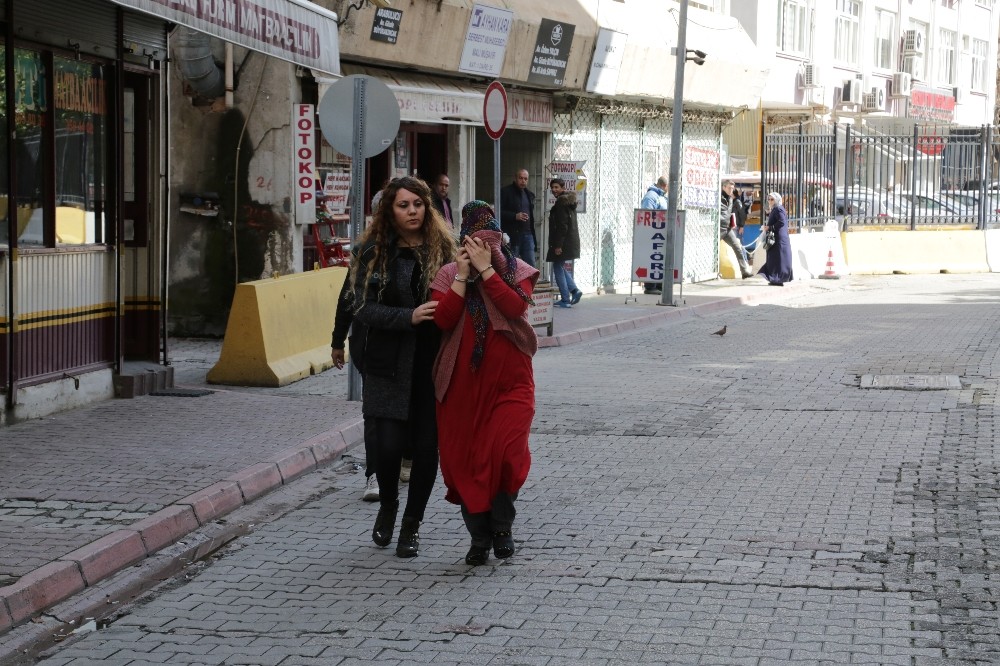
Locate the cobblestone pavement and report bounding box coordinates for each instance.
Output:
[34,274,1000,665]
[0,341,360,583]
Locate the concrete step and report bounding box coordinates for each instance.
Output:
[113,363,175,399]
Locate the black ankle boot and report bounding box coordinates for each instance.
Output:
[396,516,420,557]
[492,530,515,559]
[465,545,489,566]
[372,500,398,548]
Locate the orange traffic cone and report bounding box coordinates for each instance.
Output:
[819,248,840,280]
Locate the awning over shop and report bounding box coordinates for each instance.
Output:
[597,2,769,110]
[107,0,340,74]
[317,65,554,132]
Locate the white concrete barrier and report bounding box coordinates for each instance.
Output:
[985,229,1000,272]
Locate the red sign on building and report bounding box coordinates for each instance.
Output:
[908,89,956,124]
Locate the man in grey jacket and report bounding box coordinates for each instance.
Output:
[721,179,753,279]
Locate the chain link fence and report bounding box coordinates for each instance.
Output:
[680,122,724,282]
[553,110,724,291]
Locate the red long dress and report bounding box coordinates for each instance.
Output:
[432,274,535,513]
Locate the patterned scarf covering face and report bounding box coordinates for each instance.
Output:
[460,200,533,369]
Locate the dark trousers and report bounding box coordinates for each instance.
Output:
[461,492,518,547]
[364,415,412,479]
[372,389,438,521]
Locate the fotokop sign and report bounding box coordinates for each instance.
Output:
[294,104,316,225]
[631,209,684,286]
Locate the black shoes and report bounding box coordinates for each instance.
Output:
[492,530,515,559]
[372,500,398,548]
[465,545,490,566]
[396,516,420,558]
[570,289,583,305]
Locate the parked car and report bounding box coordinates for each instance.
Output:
[835,189,903,220]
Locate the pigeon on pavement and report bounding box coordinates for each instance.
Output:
[711,325,727,337]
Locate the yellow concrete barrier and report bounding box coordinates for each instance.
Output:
[207,267,347,387]
[843,230,989,274]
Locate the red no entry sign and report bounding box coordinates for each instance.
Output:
[483,81,508,141]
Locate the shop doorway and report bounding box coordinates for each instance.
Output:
[121,70,160,360]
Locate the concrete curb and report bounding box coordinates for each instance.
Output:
[0,416,364,634]
[538,281,810,348]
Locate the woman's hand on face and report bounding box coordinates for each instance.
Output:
[412,300,438,325]
[456,247,472,279]
[464,236,492,272]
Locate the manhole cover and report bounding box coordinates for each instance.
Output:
[859,374,961,390]
[149,388,215,397]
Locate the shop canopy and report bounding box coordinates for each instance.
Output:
[108,0,340,75]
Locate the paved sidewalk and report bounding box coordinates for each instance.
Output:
[0,276,804,639]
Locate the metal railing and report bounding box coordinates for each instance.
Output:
[762,122,1000,232]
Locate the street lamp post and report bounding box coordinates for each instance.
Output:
[661,0,705,306]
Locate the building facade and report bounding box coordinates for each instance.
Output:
[726,0,1000,169]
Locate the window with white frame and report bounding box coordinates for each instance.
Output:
[874,10,895,70]
[776,0,811,56]
[833,0,860,66]
[971,38,988,91]
[975,0,992,8]
[938,29,957,85]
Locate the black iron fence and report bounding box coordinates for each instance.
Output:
[762,123,1000,232]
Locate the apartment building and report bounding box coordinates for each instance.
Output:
[727,0,1000,168]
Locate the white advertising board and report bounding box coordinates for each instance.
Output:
[631,209,684,284]
[458,4,514,77]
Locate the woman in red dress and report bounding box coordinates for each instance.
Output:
[430,201,539,566]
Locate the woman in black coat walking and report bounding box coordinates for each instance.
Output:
[545,178,582,307]
[350,176,456,557]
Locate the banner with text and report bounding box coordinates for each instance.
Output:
[108,0,341,74]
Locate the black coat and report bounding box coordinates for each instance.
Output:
[350,242,437,420]
[545,191,580,262]
[499,182,537,244]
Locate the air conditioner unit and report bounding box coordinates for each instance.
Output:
[902,55,924,81]
[903,29,924,55]
[953,86,964,104]
[842,79,864,105]
[891,71,912,97]
[863,88,886,112]
[802,62,821,88]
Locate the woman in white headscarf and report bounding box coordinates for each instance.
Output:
[759,192,793,286]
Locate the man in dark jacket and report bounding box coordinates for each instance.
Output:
[546,178,582,307]
[429,174,454,230]
[499,168,537,267]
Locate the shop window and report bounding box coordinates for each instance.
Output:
[12,48,49,246]
[1,50,109,248]
[54,58,107,245]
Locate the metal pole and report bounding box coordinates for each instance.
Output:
[347,77,368,402]
[494,140,501,220]
[660,0,689,307]
[909,124,918,231]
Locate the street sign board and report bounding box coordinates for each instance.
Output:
[631,209,684,284]
[318,75,400,158]
[483,81,508,141]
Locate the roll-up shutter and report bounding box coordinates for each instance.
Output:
[14,0,117,59]
[123,9,168,62]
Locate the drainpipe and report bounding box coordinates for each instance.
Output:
[225,43,234,108]
[173,28,225,99]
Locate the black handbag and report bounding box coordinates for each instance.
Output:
[762,230,776,250]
